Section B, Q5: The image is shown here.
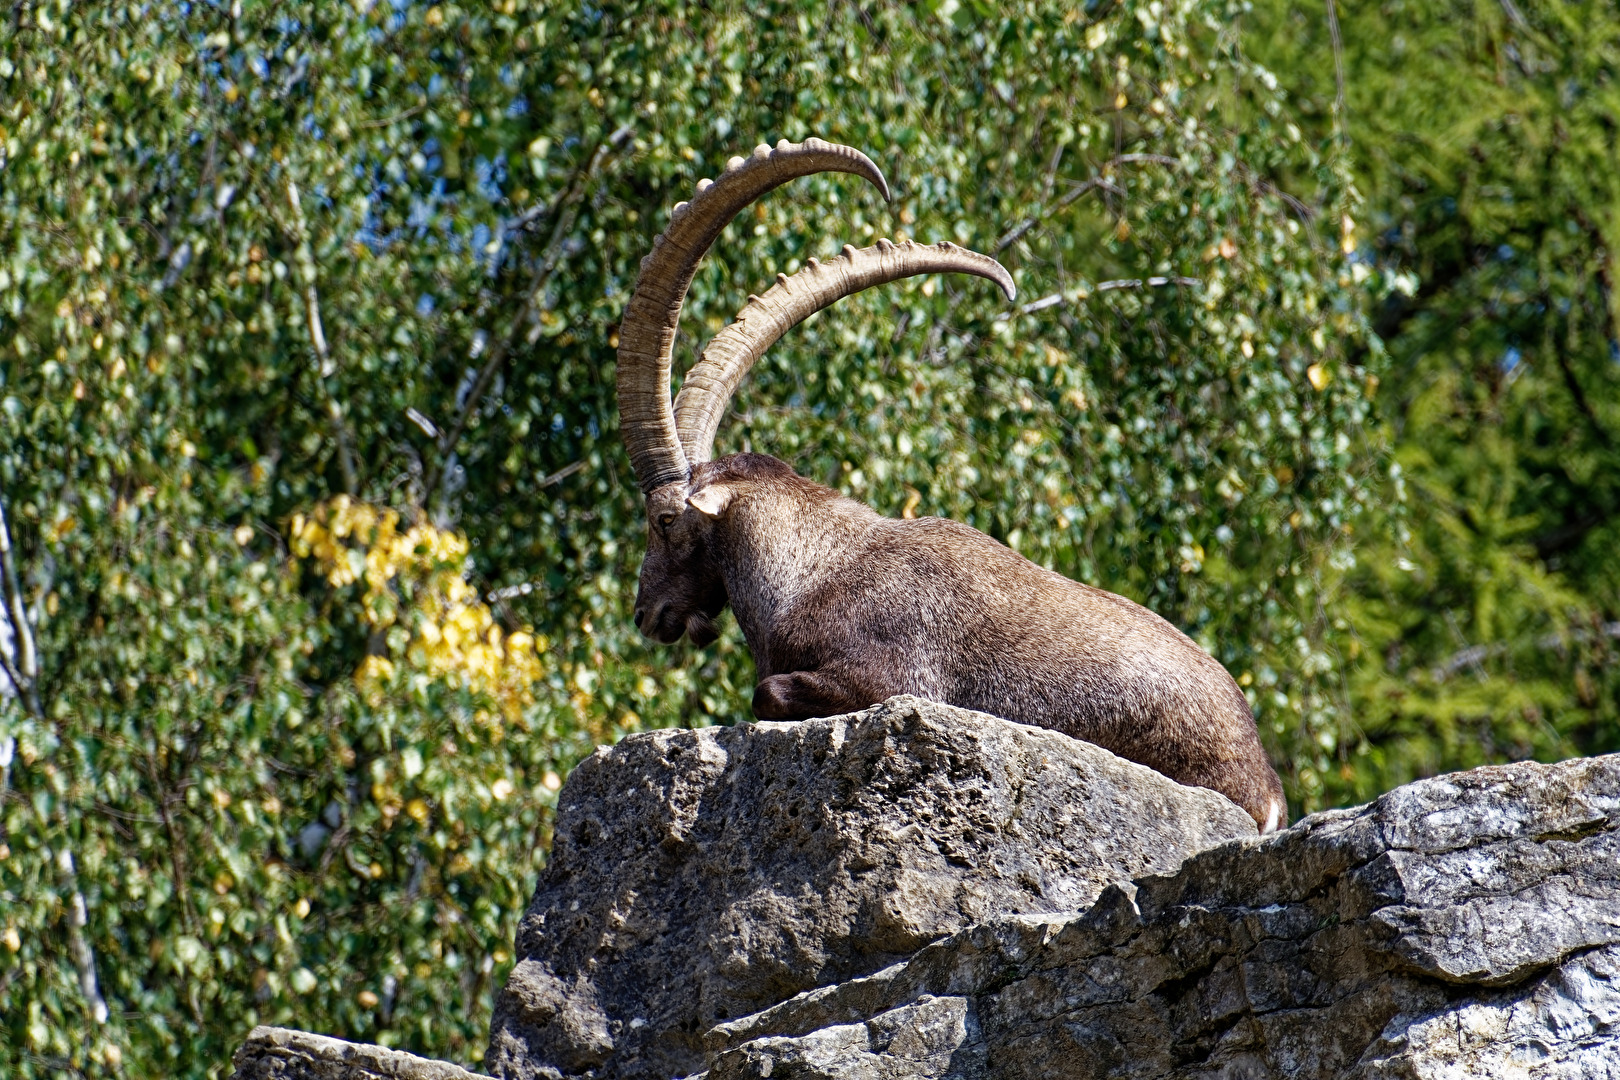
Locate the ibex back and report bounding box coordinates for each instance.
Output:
[616,138,1286,832]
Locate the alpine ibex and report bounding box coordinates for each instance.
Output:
[616,138,1286,832]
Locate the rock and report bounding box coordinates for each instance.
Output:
[704,753,1620,1079]
[486,695,1257,1080]
[229,1026,485,1080]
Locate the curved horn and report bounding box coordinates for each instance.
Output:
[674,239,1015,464]
[616,139,890,493]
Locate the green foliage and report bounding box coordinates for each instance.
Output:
[1,0,1379,1074]
[1248,0,1620,804]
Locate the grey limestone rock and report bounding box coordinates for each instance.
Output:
[229,1026,486,1080]
[485,695,1257,1080]
[705,753,1620,1079]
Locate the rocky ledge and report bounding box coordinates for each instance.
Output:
[485,696,1254,1080]
[230,1026,486,1080]
[229,699,1620,1080]
[702,752,1620,1079]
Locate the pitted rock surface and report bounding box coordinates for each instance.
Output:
[704,752,1620,1079]
[485,695,1256,1080]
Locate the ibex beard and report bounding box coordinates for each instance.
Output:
[616,137,1287,833]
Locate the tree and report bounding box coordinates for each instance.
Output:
[1248,0,1620,803]
[0,1,1375,1073]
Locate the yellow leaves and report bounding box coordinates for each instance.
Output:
[2,926,19,952]
[358,655,395,683]
[293,898,310,919]
[45,514,76,544]
[1307,363,1331,391]
[293,497,548,721]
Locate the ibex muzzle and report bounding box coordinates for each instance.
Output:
[616,138,1287,833]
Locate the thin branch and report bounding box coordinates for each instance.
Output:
[56,846,109,1025]
[1010,276,1202,316]
[0,484,42,717]
[1553,344,1616,450]
[0,737,13,843]
[1429,621,1620,683]
[424,124,633,502]
[357,103,426,130]
[995,154,1176,253]
[538,459,587,488]
[285,180,359,495]
[1324,0,1347,127]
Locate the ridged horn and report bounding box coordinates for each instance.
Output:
[673,238,1015,464]
[616,138,890,493]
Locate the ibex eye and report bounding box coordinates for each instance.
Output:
[658,513,677,530]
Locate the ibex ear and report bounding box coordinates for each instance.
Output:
[686,484,733,518]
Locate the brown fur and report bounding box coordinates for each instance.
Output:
[635,453,1288,832]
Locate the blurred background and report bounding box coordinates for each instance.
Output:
[1,0,1615,1073]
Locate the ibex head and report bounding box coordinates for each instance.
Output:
[617,138,1014,646]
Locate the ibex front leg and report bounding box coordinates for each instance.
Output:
[752,670,871,720]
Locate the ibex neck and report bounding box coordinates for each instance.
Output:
[721,487,872,653]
